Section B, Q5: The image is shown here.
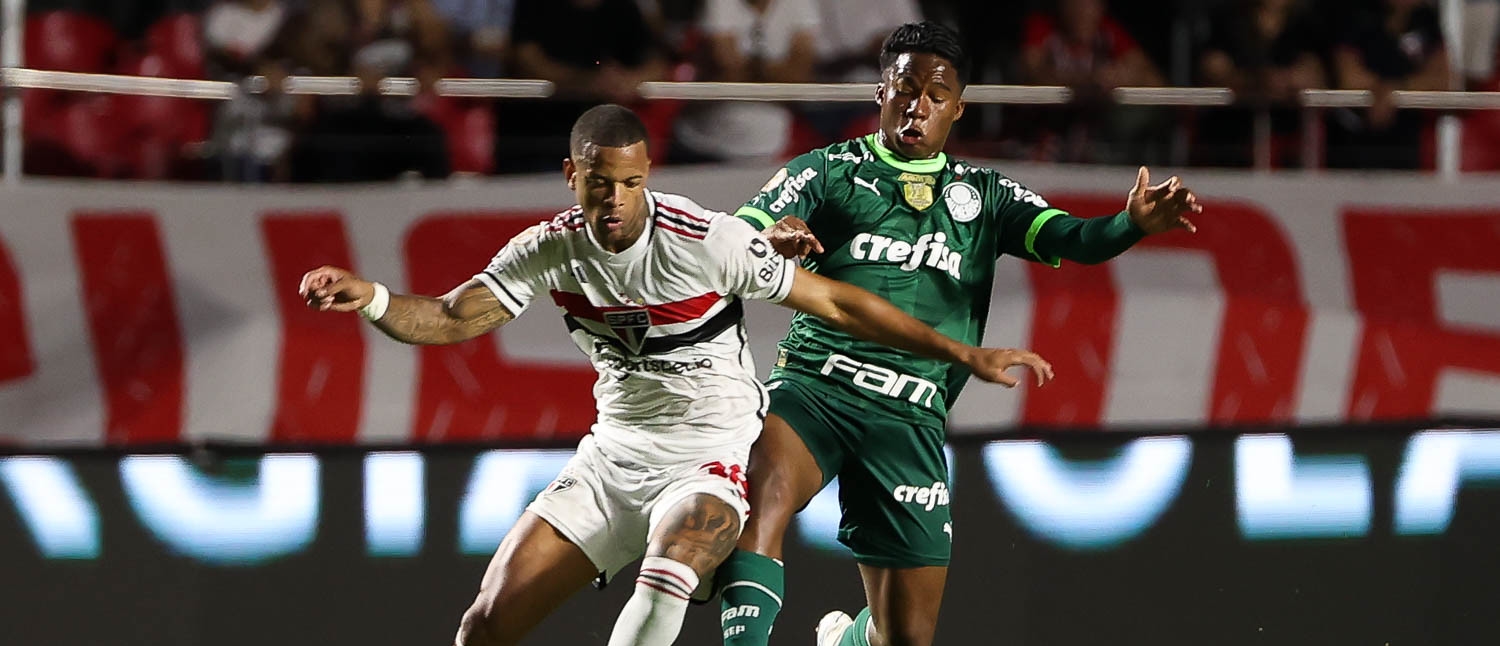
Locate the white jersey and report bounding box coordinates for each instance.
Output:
[474,191,797,465]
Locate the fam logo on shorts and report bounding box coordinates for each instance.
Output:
[603,309,651,354]
[943,182,982,223]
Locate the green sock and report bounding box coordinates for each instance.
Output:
[836,607,873,646]
[719,550,784,646]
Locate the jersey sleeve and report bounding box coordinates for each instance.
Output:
[706,216,797,303]
[733,151,827,231]
[984,172,1072,267]
[471,223,551,317]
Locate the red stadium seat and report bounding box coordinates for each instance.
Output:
[419,96,495,174]
[113,53,211,144]
[146,13,205,79]
[55,97,124,177]
[21,89,68,143]
[1461,111,1500,172]
[24,11,118,73]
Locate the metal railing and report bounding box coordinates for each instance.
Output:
[1,0,1493,183]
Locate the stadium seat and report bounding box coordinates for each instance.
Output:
[108,53,210,178]
[21,89,68,143]
[24,11,118,73]
[146,13,205,79]
[1461,111,1500,172]
[56,97,124,177]
[419,96,495,175]
[115,53,211,141]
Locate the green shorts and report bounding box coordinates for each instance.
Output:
[766,374,952,568]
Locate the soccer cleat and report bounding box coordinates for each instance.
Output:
[815,610,854,646]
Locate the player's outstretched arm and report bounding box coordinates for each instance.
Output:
[299,266,514,345]
[777,267,1053,387]
[1029,166,1203,266]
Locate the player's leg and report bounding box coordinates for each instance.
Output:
[816,420,953,646]
[722,378,849,646]
[453,511,599,646]
[607,491,744,646]
[818,565,947,646]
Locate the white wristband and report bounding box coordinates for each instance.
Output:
[359,282,391,321]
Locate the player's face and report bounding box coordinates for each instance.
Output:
[875,52,965,160]
[565,141,651,252]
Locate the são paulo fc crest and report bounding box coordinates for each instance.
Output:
[603,309,651,354]
[543,475,577,496]
[943,182,982,223]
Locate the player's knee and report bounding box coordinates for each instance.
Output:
[455,600,515,646]
[872,613,937,646]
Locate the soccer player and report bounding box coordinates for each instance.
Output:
[299,104,1052,646]
[716,22,1203,646]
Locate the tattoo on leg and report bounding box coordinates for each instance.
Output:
[651,496,742,575]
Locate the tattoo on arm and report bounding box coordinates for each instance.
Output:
[371,281,514,345]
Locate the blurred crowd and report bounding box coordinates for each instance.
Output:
[15,0,1500,181]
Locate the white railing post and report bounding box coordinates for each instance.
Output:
[2,0,24,185]
[1437,0,1464,181]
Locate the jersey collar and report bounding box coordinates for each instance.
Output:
[864,134,947,174]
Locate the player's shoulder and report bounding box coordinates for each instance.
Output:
[651,190,731,243]
[504,206,583,254]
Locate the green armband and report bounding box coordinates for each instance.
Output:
[735,206,776,231]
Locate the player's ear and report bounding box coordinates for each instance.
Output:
[954,97,966,122]
[563,157,577,190]
[874,81,885,107]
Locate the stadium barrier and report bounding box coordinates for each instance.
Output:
[3,428,1499,645]
[2,167,1499,447]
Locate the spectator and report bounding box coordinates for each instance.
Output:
[673,0,819,162]
[1328,0,1449,169]
[1018,0,1167,163]
[290,0,453,182]
[203,0,299,181]
[497,0,667,173]
[430,0,515,77]
[1195,0,1326,167]
[813,0,919,83]
[1020,0,1164,93]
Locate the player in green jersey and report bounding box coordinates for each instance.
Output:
[715,21,1203,646]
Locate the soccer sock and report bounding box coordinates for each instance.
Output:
[836,607,874,646]
[607,556,699,646]
[719,550,785,646]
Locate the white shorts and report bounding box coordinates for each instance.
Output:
[526,434,751,581]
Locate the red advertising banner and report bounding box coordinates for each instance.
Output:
[2,165,1498,446]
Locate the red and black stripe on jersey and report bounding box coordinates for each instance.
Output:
[655,203,710,240]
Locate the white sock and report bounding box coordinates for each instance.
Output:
[606,556,700,646]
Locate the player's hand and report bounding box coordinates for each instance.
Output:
[299,265,375,313]
[963,348,1054,389]
[764,216,824,259]
[1126,166,1201,235]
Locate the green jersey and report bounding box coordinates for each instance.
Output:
[736,134,1075,426]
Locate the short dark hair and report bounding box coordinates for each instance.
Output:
[570,104,650,158]
[879,21,971,87]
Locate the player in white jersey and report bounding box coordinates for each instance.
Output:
[298,105,1052,646]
